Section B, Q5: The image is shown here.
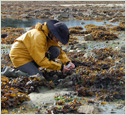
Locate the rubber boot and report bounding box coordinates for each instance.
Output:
[1,66,28,78]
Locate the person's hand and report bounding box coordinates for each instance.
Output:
[62,65,70,72]
[67,62,75,70]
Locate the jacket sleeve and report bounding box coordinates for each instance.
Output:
[57,45,71,65]
[26,32,62,71]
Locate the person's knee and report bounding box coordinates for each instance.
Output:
[47,46,60,60]
[17,61,42,76]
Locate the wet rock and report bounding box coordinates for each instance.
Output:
[57,76,74,88]
[78,12,84,17]
[109,66,116,70]
[71,8,78,12]
[52,75,59,83]
[34,9,41,13]
[77,49,83,53]
[44,11,52,16]
[119,58,125,63]
[117,42,120,44]
[115,61,120,65]
[116,104,124,109]
[107,56,112,60]
[72,44,78,49]
[120,45,125,53]
[57,73,81,88]
[84,33,93,40]
[1,33,8,38]
[112,41,116,44]
[21,14,30,18]
[81,22,85,25]
[72,13,78,17]
[101,64,110,69]
[106,41,109,43]
[114,12,123,16]
[39,14,49,19]
[35,109,41,114]
[111,109,116,113]
[58,12,69,19]
[1,59,9,64]
[122,106,125,111]
[80,43,88,49]
[122,12,125,16]
[115,47,119,50]
[69,50,76,53]
[83,52,95,58]
[92,11,98,15]
[77,105,103,114]
[108,12,114,16]
[98,13,106,17]
[109,17,119,22]
[74,43,88,50]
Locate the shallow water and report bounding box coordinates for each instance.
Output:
[1,18,119,30]
[101,103,125,114]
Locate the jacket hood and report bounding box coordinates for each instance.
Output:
[35,22,49,37]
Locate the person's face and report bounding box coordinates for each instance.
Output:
[52,36,59,43]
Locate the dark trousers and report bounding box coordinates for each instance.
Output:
[17,46,60,76]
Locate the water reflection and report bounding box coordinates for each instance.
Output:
[1,18,119,29]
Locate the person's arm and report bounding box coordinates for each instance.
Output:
[57,46,71,65]
[57,45,75,70]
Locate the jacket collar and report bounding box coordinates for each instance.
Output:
[42,22,49,37]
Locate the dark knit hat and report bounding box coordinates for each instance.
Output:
[47,20,69,45]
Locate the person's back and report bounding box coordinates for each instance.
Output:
[9,28,47,68]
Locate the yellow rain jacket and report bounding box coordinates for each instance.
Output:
[9,22,71,71]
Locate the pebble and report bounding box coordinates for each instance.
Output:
[77,105,103,114]
[84,33,93,40]
[77,50,83,52]
[17,110,21,113]
[69,50,74,52]
[116,104,124,109]
[107,56,112,60]
[111,111,116,113]
[115,47,119,50]
[81,22,85,25]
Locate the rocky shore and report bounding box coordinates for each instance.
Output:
[1,1,125,114]
[1,1,125,22]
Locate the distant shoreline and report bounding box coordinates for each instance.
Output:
[1,1,125,5]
